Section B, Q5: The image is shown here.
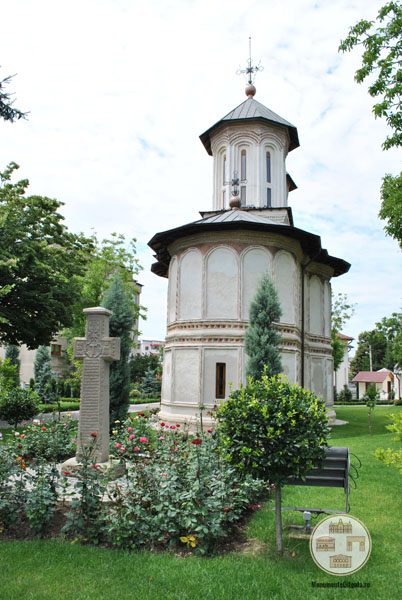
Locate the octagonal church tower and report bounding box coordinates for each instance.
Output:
[148,83,350,426]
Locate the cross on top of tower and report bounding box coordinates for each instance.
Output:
[236,37,264,98]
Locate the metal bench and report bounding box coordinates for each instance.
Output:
[284,447,352,515]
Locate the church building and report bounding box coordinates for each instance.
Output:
[148,73,350,427]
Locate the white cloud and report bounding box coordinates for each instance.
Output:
[1,0,400,345]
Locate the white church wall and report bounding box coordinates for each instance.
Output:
[274,250,296,324]
[161,349,172,402]
[323,281,331,337]
[281,351,297,384]
[202,348,240,406]
[311,356,325,398]
[167,257,178,324]
[206,247,238,319]
[309,275,323,335]
[178,249,202,320]
[241,247,272,319]
[172,348,200,405]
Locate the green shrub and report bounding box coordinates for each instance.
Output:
[0,388,40,428]
[106,419,264,553]
[216,374,330,554]
[337,385,353,403]
[216,374,329,483]
[11,418,77,462]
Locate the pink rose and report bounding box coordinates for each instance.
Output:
[139,436,148,443]
[127,427,133,432]
[115,442,122,449]
[133,446,140,453]
[129,434,135,440]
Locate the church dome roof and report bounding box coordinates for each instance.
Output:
[148,210,350,278]
[200,97,300,155]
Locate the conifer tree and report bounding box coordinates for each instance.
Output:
[5,345,20,386]
[34,346,56,402]
[245,274,282,379]
[102,273,133,425]
[139,367,161,398]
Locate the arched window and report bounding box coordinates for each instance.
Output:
[220,151,228,209]
[240,149,247,181]
[240,149,247,206]
[266,150,272,207]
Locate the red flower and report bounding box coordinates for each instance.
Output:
[223,506,231,513]
[160,422,166,427]
[191,438,202,445]
[41,426,46,431]
[115,442,122,449]
[207,428,213,433]
[139,436,148,443]
[63,471,71,476]
[133,446,140,453]
[90,432,97,438]
[176,424,181,428]
[170,425,176,430]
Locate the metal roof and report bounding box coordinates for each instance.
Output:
[200,97,300,155]
[193,209,277,226]
[148,210,350,278]
[352,370,393,383]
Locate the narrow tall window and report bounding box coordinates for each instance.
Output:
[240,149,247,181]
[240,185,246,206]
[266,150,272,207]
[215,363,226,399]
[222,155,227,184]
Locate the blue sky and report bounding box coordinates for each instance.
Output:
[1,0,401,350]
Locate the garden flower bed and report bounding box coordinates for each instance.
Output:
[0,412,265,554]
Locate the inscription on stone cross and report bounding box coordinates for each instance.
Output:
[74,307,120,463]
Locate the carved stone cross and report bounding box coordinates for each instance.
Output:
[74,307,120,463]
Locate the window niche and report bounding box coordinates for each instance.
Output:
[215,363,226,399]
[265,149,272,207]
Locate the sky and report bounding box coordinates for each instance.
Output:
[1,0,401,352]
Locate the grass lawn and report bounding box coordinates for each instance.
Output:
[0,406,401,600]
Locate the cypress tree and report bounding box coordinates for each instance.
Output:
[102,273,133,425]
[34,346,56,402]
[245,274,283,379]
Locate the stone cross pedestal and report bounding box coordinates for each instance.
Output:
[74,307,120,463]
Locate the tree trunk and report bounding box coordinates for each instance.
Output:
[275,484,283,555]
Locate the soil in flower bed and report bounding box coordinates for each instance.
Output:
[0,502,267,555]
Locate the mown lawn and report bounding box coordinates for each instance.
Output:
[0,406,400,600]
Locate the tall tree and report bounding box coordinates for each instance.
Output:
[331,293,356,371]
[102,273,133,425]
[0,71,27,122]
[0,163,94,348]
[339,2,402,246]
[339,1,402,151]
[245,274,282,379]
[378,172,402,248]
[66,233,142,339]
[34,346,56,402]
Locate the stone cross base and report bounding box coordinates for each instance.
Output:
[60,456,126,480]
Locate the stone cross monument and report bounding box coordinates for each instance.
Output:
[74,306,120,463]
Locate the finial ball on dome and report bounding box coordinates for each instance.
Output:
[245,83,256,98]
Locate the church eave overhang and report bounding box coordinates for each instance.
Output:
[199,117,299,155]
[148,220,350,278]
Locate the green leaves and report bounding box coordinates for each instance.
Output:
[245,274,282,379]
[216,375,330,486]
[0,163,94,348]
[339,1,402,150]
[379,172,402,247]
